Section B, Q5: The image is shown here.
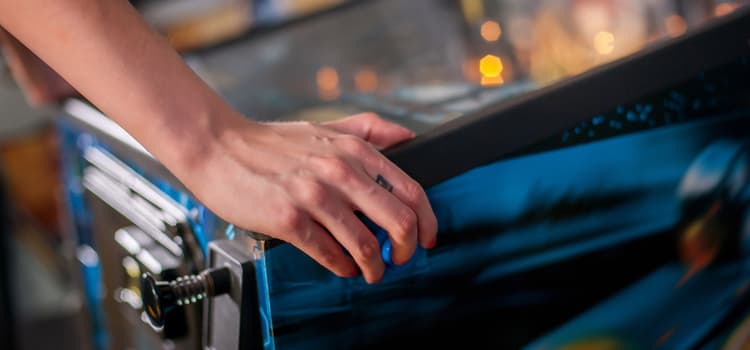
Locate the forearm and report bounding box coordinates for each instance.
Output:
[0,0,246,172]
[0,0,438,282]
[0,28,73,105]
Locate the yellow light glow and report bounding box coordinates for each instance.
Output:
[354,69,378,93]
[479,54,503,78]
[460,0,484,23]
[665,15,687,37]
[480,20,502,42]
[715,2,738,17]
[593,31,615,55]
[480,76,504,87]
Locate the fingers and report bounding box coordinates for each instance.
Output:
[275,119,433,283]
[339,137,438,251]
[307,198,386,283]
[323,112,415,149]
[384,171,438,250]
[283,216,359,279]
[345,169,419,265]
[287,170,386,283]
[328,212,386,284]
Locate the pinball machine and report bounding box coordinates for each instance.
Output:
[58,0,750,349]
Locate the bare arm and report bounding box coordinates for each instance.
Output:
[0,28,75,105]
[0,0,229,167]
[0,0,437,283]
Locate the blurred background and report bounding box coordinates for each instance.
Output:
[0,0,746,349]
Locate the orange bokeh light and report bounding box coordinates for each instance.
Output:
[480,20,502,42]
[665,15,687,37]
[316,66,340,100]
[715,2,739,17]
[480,76,504,87]
[354,69,378,93]
[317,66,339,91]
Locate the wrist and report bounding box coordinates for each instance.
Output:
[148,104,259,184]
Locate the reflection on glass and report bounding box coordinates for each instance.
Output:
[479,54,504,87]
[593,31,615,55]
[716,2,741,17]
[480,20,502,42]
[665,15,688,37]
[460,0,485,23]
[354,69,378,93]
[191,0,749,131]
[251,52,750,350]
[479,54,503,78]
[316,66,340,100]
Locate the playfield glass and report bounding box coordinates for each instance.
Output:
[246,51,750,350]
[188,0,748,133]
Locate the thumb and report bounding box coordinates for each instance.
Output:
[323,113,415,149]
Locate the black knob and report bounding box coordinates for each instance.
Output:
[141,267,231,327]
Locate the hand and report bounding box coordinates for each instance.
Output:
[182,113,438,283]
[0,0,436,283]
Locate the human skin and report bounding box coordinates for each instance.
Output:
[0,0,437,284]
[0,29,77,106]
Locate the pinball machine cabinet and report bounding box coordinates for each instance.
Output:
[58,2,750,349]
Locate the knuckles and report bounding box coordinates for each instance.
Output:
[296,178,329,207]
[401,180,425,207]
[336,135,371,157]
[356,237,381,262]
[276,205,307,232]
[315,156,354,184]
[391,207,418,242]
